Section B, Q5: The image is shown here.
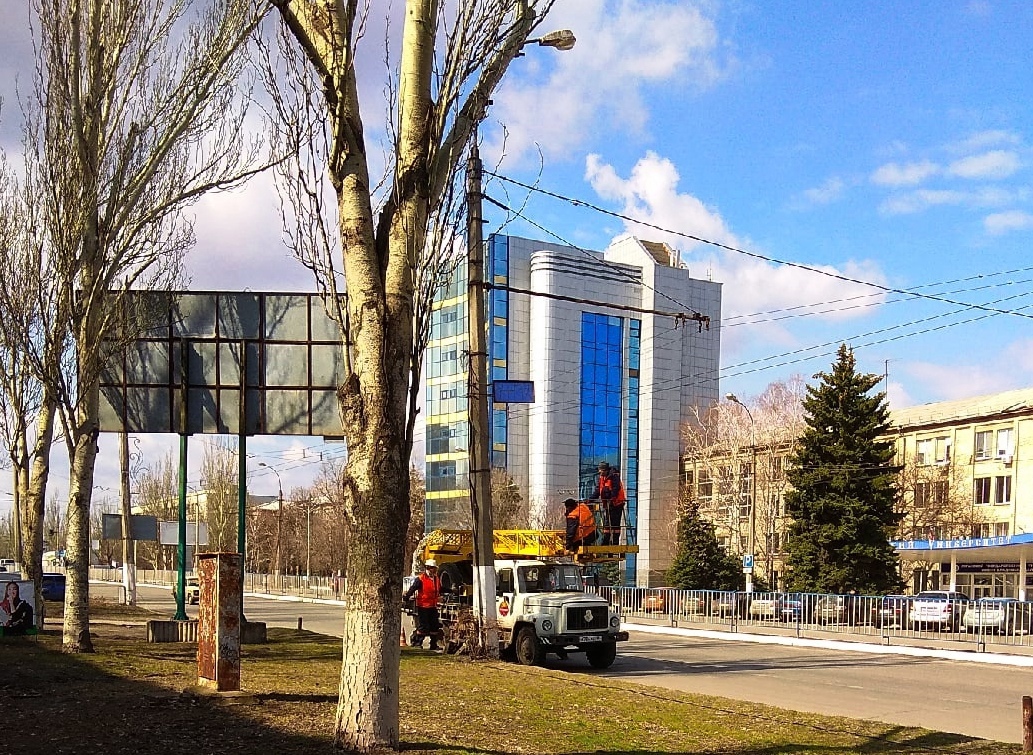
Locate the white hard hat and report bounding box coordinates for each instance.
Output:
[424,559,437,568]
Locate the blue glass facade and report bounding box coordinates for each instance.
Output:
[579,313,624,496]
[577,312,640,585]
[489,235,510,468]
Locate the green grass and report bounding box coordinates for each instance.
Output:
[0,602,1020,754]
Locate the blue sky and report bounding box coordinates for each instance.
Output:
[1,1,1032,506]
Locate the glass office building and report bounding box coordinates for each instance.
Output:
[424,234,721,586]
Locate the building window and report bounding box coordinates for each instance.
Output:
[972,522,991,539]
[997,428,1014,457]
[974,430,992,460]
[974,477,991,505]
[916,438,933,465]
[934,436,951,464]
[697,470,713,506]
[994,476,1012,505]
[995,522,1010,538]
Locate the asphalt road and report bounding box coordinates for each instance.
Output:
[92,582,1026,744]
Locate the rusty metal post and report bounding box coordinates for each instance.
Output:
[196,553,242,692]
[1023,695,1032,752]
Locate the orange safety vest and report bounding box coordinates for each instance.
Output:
[597,471,627,505]
[414,572,440,608]
[567,502,597,541]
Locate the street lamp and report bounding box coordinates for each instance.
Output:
[259,463,284,577]
[466,25,575,656]
[524,29,576,51]
[726,393,757,593]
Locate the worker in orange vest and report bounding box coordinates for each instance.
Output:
[590,461,627,545]
[564,498,597,551]
[404,559,442,650]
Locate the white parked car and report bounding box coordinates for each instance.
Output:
[908,590,968,631]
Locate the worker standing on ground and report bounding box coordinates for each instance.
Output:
[564,497,597,552]
[590,461,626,545]
[404,559,442,650]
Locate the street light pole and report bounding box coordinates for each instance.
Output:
[465,23,576,658]
[726,393,756,593]
[260,463,283,578]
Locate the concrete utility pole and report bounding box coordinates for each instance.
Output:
[464,19,577,657]
[466,135,499,658]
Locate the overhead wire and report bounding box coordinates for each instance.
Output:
[487,172,1033,322]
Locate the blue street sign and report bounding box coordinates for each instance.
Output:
[742,554,754,570]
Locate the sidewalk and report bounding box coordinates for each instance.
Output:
[624,614,1033,667]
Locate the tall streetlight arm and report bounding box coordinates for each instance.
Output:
[726,393,757,593]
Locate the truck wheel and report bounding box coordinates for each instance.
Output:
[514,626,544,666]
[585,642,617,669]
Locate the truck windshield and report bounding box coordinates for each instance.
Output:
[519,564,583,593]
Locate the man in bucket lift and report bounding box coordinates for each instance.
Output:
[590,461,626,545]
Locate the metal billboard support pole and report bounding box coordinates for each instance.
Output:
[174,339,189,621]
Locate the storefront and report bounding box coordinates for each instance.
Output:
[893,533,1033,600]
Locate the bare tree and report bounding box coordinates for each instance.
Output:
[683,379,807,588]
[266,1,557,748]
[23,0,268,652]
[199,440,240,552]
[132,453,178,570]
[0,147,58,616]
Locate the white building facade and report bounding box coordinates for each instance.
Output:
[424,234,722,586]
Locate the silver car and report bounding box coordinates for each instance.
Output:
[962,598,1033,635]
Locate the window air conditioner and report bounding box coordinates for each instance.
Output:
[1001,454,1014,465]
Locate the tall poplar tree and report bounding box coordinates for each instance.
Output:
[783,345,903,594]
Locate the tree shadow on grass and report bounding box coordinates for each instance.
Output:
[0,630,340,755]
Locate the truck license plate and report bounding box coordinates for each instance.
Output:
[579,635,602,643]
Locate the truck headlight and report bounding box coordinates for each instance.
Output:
[609,615,620,628]
[541,619,554,632]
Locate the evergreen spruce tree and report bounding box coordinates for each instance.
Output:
[667,500,745,591]
[783,344,903,594]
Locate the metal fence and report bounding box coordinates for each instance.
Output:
[601,587,1033,652]
[85,566,1033,654]
[89,566,343,601]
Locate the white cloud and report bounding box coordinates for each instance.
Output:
[984,210,1033,235]
[484,1,729,166]
[798,177,845,207]
[947,129,1022,154]
[901,339,1033,404]
[879,186,1024,215]
[870,160,939,187]
[904,361,1008,400]
[585,151,887,358]
[946,150,1021,180]
[186,172,316,291]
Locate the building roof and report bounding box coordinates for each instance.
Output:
[891,387,1033,430]
[639,240,674,267]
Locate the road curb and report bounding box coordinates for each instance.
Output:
[623,621,1033,667]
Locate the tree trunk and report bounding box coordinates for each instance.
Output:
[22,397,57,619]
[62,379,100,653]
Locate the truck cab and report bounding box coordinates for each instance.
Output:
[491,559,627,668]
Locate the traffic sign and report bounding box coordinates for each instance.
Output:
[742,554,754,570]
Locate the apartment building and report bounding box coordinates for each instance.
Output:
[683,387,1033,597]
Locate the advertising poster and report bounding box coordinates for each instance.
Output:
[0,580,38,636]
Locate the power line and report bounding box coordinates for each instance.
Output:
[487,172,1033,321]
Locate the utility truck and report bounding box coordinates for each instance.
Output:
[406,529,636,669]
